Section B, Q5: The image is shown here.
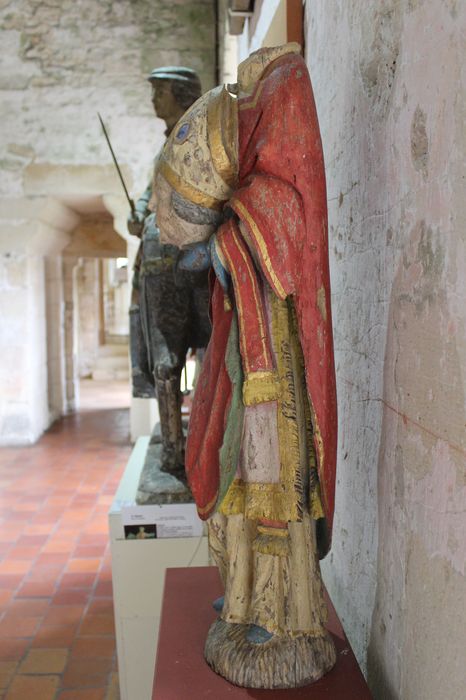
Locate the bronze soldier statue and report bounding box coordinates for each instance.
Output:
[128,67,211,487]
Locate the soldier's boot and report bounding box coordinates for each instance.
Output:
[155,375,185,477]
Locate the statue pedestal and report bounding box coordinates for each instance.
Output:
[136,423,194,505]
[152,567,372,699]
[136,434,192,505]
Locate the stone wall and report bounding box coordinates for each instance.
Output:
[0,0,217,198]
[0,0,217,444]
[305,2,466,698]
[45,255,66,422]
[76,258,100,378]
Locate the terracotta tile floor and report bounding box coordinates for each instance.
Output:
[0,381,132,699]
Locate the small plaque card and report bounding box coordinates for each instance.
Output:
[122,502,204,539]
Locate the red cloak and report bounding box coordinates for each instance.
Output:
[185,53,337,553]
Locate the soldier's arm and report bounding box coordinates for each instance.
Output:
[127,183,153,237]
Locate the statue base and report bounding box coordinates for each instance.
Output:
[135,432,192,505]
[204,618,337,689]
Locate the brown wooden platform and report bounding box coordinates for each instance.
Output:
[153,566,372,699]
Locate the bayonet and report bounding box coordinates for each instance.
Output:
[98,113,135,215]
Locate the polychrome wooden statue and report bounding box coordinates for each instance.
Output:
[127,67,211,491]
[151,43,338,689]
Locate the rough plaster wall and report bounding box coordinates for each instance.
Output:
[305,1,466,697]
[217,0,238,84]
[0,0,217,199]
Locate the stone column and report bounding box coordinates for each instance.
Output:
[63,256,79,413]
[76,258,100,378]
[45,255,66,423]
[0,253,48,445]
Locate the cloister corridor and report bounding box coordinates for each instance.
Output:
[0,380,131,699]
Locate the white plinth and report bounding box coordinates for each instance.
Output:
[130,397,159,443]
[109,437,209,700]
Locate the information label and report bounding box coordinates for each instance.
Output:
[121,502,203,539]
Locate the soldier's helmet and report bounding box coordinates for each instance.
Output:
[148,66,202,110]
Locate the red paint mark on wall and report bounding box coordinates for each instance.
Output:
[341,376,466,459]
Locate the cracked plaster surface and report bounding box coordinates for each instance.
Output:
[306,1,466,697]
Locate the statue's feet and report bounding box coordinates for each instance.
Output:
[212,596,224,613]
[159,461,186,480]
[205,619,337,688]
[246,624,274,644]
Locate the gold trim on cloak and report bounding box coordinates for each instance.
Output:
[242,371,280,406]
[158,160,224,211]
[230,199,287,299]
[219,292,325,523]
[219,225,270,375]
[220,294,302,522]
[207,88,238,188]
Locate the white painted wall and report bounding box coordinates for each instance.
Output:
[305,2,466,698]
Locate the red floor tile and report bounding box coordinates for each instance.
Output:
[73,546,106,559]
[86,599,113,616]
[27,563,64,583]
[66,559,101,574]
[71,636,115,659]
[93,580,112,597]
[0,576,24,591]
[7,547,38,561]
[62,657,113,689]
[7,599,50,617]
[0,638,30,661]
[52,590,90,607]
[4,673,59,699]
[36,553,69,566]
[0,591,12,606]
[0,561,31,576]
[16,536,48,548]
[17,581,57,598]
[57,690,106,700]
[0,614,42,638]
[79,615,115,637]
[0,381,130,696]
[44,606,86,627]
[60,573,96,590]
[32,623,79,648]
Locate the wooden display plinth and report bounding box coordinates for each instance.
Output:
[153,566,372,699]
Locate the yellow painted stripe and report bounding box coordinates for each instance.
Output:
[197,492,218,516]
[207,91,237,188]
[220,234,251,373]
[238,82,264,112]
[230,225,270,367]
[159,160,224,211]
[231,199,287,299]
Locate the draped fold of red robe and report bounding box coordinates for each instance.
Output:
[185,52,337,553]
